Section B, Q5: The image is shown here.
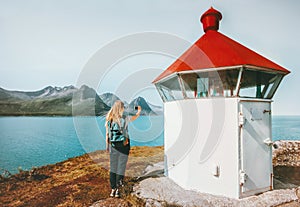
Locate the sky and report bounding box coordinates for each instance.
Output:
[0,0,299,115]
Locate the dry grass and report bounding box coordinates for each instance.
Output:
[0,146,164,207]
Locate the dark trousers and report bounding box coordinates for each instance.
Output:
[109,142,130,189]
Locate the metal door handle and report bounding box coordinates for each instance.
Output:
[263,138,273,146]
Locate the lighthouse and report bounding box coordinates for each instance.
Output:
[153,7,290,198]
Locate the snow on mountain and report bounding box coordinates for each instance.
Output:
[36,86,77,99]
[0,85,77,101]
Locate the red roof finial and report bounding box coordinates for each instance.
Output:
[200,7,222,33]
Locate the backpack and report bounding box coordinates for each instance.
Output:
[107,117,128,142]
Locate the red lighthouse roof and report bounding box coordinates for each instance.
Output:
[153,7,290,83]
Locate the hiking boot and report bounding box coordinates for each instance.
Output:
[115,189,120,198]
[110,189,116,197]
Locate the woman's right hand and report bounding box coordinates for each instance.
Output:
[136,106,142,115]
[131,106,142,121]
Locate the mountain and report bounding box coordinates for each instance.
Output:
[99,93,121,107]
[99,93,163,115]
[72,85,110,116]
[0,85,109,116]
[127,97,156,115]
[0,86,162,116]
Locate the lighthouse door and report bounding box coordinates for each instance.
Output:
[239,100,272,197]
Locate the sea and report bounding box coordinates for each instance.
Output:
[0,115,299,174]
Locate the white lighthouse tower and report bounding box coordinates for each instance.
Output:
[153,7,290,198]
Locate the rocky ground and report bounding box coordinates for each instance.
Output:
[129,140,300,207]
[273,141,300,190]
[273,140,300,167]
[132,177,300,207]
[0,141,299,207]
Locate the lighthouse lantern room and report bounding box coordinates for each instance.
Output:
[153,7,290,198]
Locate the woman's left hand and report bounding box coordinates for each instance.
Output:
[123,138,129,146]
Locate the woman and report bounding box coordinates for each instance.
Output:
[105,100,141,198]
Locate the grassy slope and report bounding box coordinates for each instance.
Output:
[0,146,164,207]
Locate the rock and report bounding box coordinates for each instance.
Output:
[143,161,164,175]
[135,162,164,182]
[90,198,132,207]
[133,177,299,207]
[273,166,300,189]
[240,188,298,207]
[273,141,300,167]
[274,177,298,189]
[133,177,237,207]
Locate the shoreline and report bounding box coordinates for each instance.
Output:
[2,139,298,175]
[1,144,164,176]
[1,138,297,176]
[1,140,299,175]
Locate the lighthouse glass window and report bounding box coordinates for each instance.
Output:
[238,69,283,99]
[180,69,240,98]
[156,75,184,101]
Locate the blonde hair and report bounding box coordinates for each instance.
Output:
[106,100,124,125]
